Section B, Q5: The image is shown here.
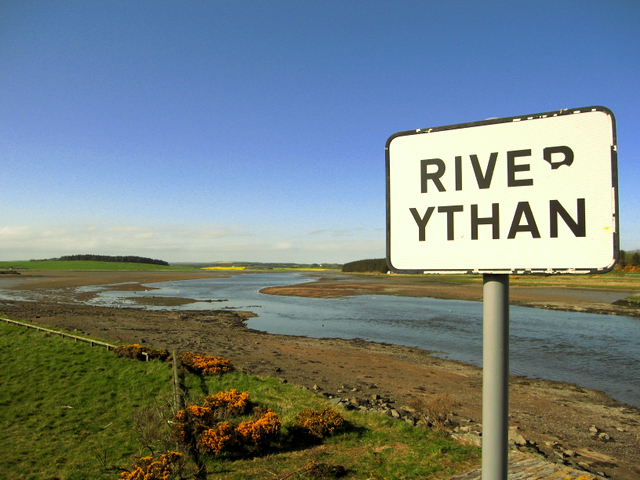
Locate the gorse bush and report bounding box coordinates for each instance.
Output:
[172,390,281,456]
[173,405,215,449]
[621,264,640,273]
[179,352,233,375]
[293,407,345,439]
[118,451,183,480]
[203,388,251,417]
[234,410,281,448]
[198,421,235,454]
[113,344,171,361]
[113,346,233,376]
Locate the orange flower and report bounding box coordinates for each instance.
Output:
[178,352,233,375]
[199,422,235,454]
[119,451,182,480]
[235,410,281,447]
[185,405,211,418]
[203,389,251,416]
[294,407,345,438]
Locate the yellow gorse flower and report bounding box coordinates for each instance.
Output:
[199,422,235,454]
[294,407,345,438]
[235,410,281,447]
[203,389,250,416]
[178,352,233,375]
[172,391,280,455]
[119,451,182,480]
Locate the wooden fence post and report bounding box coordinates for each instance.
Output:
[172,350,184,412]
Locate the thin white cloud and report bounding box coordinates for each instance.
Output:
[0,223,384,263]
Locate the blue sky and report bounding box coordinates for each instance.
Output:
[1,1,639,264]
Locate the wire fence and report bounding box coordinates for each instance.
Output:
[0,316,116,349]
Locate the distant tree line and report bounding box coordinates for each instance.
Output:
[342,258,389,273]
[47,254,170,266]
[342,252,640,274]
[619,250,640,267]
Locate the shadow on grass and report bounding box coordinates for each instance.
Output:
[282,419,368,453]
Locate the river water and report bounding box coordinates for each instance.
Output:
[80,273,640,407]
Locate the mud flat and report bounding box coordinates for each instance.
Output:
[260,273,640,318]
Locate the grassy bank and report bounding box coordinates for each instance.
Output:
[0,320,479,479]
[0,260,199,271]
[0,321,173,479]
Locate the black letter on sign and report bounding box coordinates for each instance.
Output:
[543,146,574,169]
[550,199,585,237]
[438,205,464,241]
[455,156,463,191]
[508,202,541,238]
[410,207,435,241]
[507,150,534,187]
[421,159,446,193]
[471,203,500,240]
[470,152,498,189]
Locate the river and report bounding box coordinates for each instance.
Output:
[84,272,640,407]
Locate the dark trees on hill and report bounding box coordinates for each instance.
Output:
[53,254,170,266]
[342,258,389,273]
[619,250,640,267]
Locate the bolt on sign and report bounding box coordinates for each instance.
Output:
[386,106,619,274]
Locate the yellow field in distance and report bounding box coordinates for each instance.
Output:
[201,266,246,270]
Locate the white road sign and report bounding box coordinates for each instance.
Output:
[386,106,618,274]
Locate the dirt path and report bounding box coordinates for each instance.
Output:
[1,270,639,479]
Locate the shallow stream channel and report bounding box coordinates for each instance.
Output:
[83,272,640,407]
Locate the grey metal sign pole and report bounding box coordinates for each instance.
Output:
[482,274,510,480]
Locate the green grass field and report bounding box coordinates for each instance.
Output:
[0,320,479,479]
[0,260,199,271]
